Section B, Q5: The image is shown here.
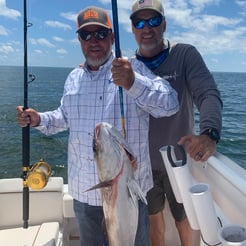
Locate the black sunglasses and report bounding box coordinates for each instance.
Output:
[132,16,164,29]
[78,29,111,41]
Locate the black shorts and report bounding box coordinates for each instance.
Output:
[146,170,186,222]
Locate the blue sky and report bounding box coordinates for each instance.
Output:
[0,0,246,72]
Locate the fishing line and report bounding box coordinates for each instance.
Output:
[111,0,126,139]
[26,1,35,84]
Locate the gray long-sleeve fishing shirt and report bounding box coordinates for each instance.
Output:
[148,42,223,171]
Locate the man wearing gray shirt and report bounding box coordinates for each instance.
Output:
[130,0,223,245]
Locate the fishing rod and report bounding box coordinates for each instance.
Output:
[111,0,126,138]
[22,0,30,229]
[22,0,52,229]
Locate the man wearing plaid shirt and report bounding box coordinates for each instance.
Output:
[17,6,179,246]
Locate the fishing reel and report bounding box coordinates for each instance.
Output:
[24,160,52,190]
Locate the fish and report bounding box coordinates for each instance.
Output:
[91,122,147,246]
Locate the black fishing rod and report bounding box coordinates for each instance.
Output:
[22,0,30,229]
[22,1,52,229]
[111,0,126,138]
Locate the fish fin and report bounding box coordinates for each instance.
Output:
[84,180,113,192]
[127,179,147,205]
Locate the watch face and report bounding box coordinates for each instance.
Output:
[201,129,220,143]
[210,129,220,142]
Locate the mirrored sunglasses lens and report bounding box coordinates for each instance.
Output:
[79,30,109,41]
[95,30,108,40]
[134,20,145,29]
[149,17,162,27]
[79,32,91,41]
[133,17,163,29]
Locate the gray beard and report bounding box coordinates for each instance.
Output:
[139,38,163,53]
[86,50,111,68]
[140,42,158,51]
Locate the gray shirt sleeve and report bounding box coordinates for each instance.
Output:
[181,44,223,133]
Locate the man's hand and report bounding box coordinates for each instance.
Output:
[16,106,40,127]
[111,58,135,90]
[178,135,216,162]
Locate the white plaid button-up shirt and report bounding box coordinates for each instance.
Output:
[37,52,179,206]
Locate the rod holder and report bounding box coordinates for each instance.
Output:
[218,224,246,246]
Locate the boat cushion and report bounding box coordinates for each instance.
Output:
[0,177,64,229]
[0,222,59,246]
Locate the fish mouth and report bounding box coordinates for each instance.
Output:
[93,123,110,153]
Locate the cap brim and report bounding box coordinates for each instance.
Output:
[130,8,163,19]
[76,22,111,33]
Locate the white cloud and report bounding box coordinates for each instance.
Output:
[34,49,43,54]
[189,0,220,13]
[53,36,64,42]
[165,8,193,29]
[29,38,55,48]
[45,21,72,30]
[0,0,21,20]
[205,14,241,28]
[236,0,246,8]
[57,48,67,54]
[70,38,79,43]
[236,0,246,17]
[60,12,77,22]
[165,0,188,10]
[0,44,14,54]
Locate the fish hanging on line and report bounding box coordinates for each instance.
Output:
[88,122,147,246]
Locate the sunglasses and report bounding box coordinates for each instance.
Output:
[132,16,164,29]
[78,29,111,41]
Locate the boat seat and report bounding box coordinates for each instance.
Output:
[0,177,64,245]
[0,222,59,246]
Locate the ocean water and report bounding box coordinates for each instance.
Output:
[0,66,245,183]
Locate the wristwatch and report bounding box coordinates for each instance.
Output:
[201,128,220,143]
